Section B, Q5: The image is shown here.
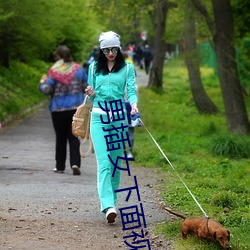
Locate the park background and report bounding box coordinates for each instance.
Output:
[0,0,249,249]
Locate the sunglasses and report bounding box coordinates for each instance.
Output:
[102,47,119,55]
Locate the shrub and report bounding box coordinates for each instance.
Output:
[210,135,250,159]
[210,191,237,209]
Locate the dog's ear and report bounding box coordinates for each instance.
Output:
[227,230,230,240]
[213,231,217,240]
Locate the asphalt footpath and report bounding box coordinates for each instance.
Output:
[0,69,171,249]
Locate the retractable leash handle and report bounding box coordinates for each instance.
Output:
[139,117,209,218]
[131,112,142,127]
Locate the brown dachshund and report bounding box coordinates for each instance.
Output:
[163,207,231,249]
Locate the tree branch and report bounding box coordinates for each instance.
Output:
[190,0,216,37]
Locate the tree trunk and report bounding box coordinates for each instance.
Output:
[191,0,250,134]
[184,4,218,114]
[147,0,169,89]
[212,0,250,134]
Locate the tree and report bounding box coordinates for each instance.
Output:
[184,1,218,114]
[232,0,250,96]
[148,0,177,89]
[91,0,155,48]
[0,0,98,66]
[232,0,250,40]
[191,0,250,134]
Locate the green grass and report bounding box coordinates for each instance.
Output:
[0,60,50,123]
[133,59,250,250]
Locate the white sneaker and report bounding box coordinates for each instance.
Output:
[72,165,81,175]
[127,151,133,158]
[53,168,64,173]
[105,208,117,223]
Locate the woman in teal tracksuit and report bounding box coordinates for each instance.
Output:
[86,31,138,223]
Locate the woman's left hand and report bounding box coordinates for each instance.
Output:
[85,86,96,97]
[131,103,138,116]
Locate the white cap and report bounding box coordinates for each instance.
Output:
[99,31,121,49]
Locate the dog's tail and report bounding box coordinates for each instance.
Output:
[162,206,187,220]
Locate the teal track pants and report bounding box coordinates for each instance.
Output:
[90,111,128,212]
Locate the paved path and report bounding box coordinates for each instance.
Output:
[0,70,171,249]
[135,68,149,88]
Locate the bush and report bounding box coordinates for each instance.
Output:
[210,191,237,209]
[210,135,250,159]
[0,60,49,123]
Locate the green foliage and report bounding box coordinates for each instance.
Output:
[134,58,250,249]
[210,191,238,209]
[92,0,155,46]
[165,0,213,45]
[210,134,250,159]
[232,0,250,39]
[0,0,100,66]
[165,3,184,44]
[236,37,250,95]
[0,60,49,122]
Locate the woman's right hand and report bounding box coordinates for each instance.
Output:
[85,86,95,97]
[40,74,47,83]
[131,103,138,116]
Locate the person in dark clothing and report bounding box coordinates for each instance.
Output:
[39,45,88,175]
[134,45,144,69]
[88,46,99,67]
[143,44,152,74]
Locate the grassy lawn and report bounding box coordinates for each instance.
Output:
[133,58,250,250]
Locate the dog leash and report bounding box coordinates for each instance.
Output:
[139,118,209,218]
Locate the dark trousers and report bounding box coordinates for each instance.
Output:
[125,102,134,151]
[51,110,80,171]
[128,127,134,150]
[144,59,151,74]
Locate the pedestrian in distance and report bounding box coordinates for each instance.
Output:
[88,46,99,65]
[85,31,138,223]
[143,44,153,74]
[83,46,100,73]
[39,45,88,175]
[133,44,144,69]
